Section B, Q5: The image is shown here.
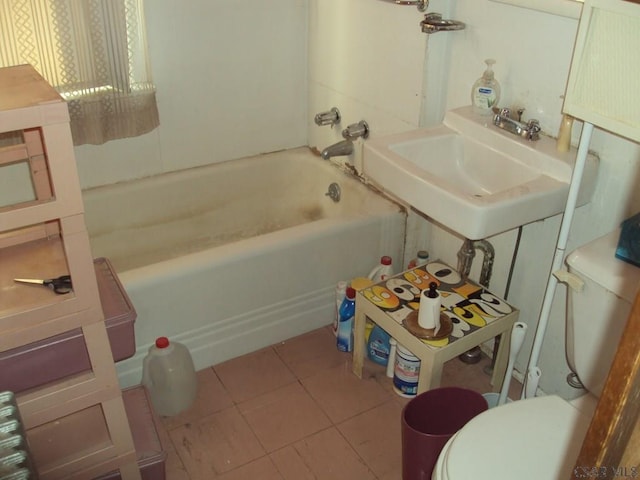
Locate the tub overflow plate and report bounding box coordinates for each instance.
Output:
[325,182,341,202]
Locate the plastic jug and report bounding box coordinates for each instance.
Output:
[367,325,391,366]
[142,337,198,417]
[408,250,430,269]
[368,256,394,283]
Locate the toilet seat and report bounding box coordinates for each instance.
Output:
[432,396,591,480]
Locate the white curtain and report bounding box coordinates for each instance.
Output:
[0,0,159,145]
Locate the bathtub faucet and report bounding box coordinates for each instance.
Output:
[320,120,370,160]
[321,139,353,160]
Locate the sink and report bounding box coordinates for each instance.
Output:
[363,107,599,240]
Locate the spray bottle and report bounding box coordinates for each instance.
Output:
[337,287,356,352]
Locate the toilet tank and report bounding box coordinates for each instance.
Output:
[565,228,640,397]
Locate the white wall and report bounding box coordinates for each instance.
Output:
[308,0,640,397]
[308,0,427,173]
[74,0,309,189]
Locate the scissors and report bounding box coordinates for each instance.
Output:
[14,275,73,294]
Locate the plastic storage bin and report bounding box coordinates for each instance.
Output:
[0,258,136,393]
[95,386,167,480]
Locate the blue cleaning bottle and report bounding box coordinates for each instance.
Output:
[337,286,356,352]
[367,325,391,366]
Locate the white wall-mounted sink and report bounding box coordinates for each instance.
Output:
[363,107,599,240]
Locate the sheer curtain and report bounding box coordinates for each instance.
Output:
[0,0,159,145]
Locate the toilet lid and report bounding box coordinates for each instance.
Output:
[436,396,591,480]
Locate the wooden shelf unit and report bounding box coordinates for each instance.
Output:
[0,65,141,480]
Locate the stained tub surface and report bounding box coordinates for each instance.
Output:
[83,147,406,387]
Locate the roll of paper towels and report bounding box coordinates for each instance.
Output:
[418,282,441,333]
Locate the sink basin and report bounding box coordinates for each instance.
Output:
[363,107,598,240]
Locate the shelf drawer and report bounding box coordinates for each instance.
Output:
[95,387,166,480]
[0,258,136,394]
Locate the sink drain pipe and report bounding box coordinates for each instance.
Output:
[457,239,495,364]
[484,227,522,375]
[457,239,495,287]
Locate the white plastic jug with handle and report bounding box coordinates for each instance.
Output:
[368,256,394,283]
[142,337,198,417]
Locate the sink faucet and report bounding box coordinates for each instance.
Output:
[493,108,541,141]
[320,120,370,160]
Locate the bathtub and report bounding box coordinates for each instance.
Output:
[82,147,406,387]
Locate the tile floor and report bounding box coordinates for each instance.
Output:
[154,326,522,480]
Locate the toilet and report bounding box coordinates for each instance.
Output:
[432,229,640,480]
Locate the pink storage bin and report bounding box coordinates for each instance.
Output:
[95,386,167,480]
[0,257,136,393]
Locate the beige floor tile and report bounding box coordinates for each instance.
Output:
[154,407,191,480]
[302,361,392,424]
[238,381,332,452]
[274,327,347,379]
[159,439,190,480]
[158,432,190,480]
[440,354,493,392]
[170,406,264,478]
[269,446,315,480]
[161,367,234,430]
[337,400,404,480]
[214,456,283,480]
[164,465,191,480]
[284,427,376,480]
[377,467,403,480]
[441,353,523,400]
[214,347,296,403]
[150,323,522,480]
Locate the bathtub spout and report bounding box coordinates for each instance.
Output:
[321,139,353,160]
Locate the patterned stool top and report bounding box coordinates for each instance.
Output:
[359,260,516,348]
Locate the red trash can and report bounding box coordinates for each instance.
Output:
[401,387,488,479]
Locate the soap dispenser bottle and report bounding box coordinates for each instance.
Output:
[471,59,501,115]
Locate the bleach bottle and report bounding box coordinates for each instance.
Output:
[368,256,394,283]
[337,287,356,352]
[142,337,198,416]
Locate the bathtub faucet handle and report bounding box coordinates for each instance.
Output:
[342,120,369,141]
[314,107,341,127]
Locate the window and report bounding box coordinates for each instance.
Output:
[0,0,159,145]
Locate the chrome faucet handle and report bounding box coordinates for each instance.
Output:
[314,107,341,127]
[526,119,541,141]
[420,12,466,34]
[342,120,370,140]
[499,108,511,118]
[378,0,428,12]
[424,12,443,21]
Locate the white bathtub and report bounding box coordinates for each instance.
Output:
[83,147,406,387]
